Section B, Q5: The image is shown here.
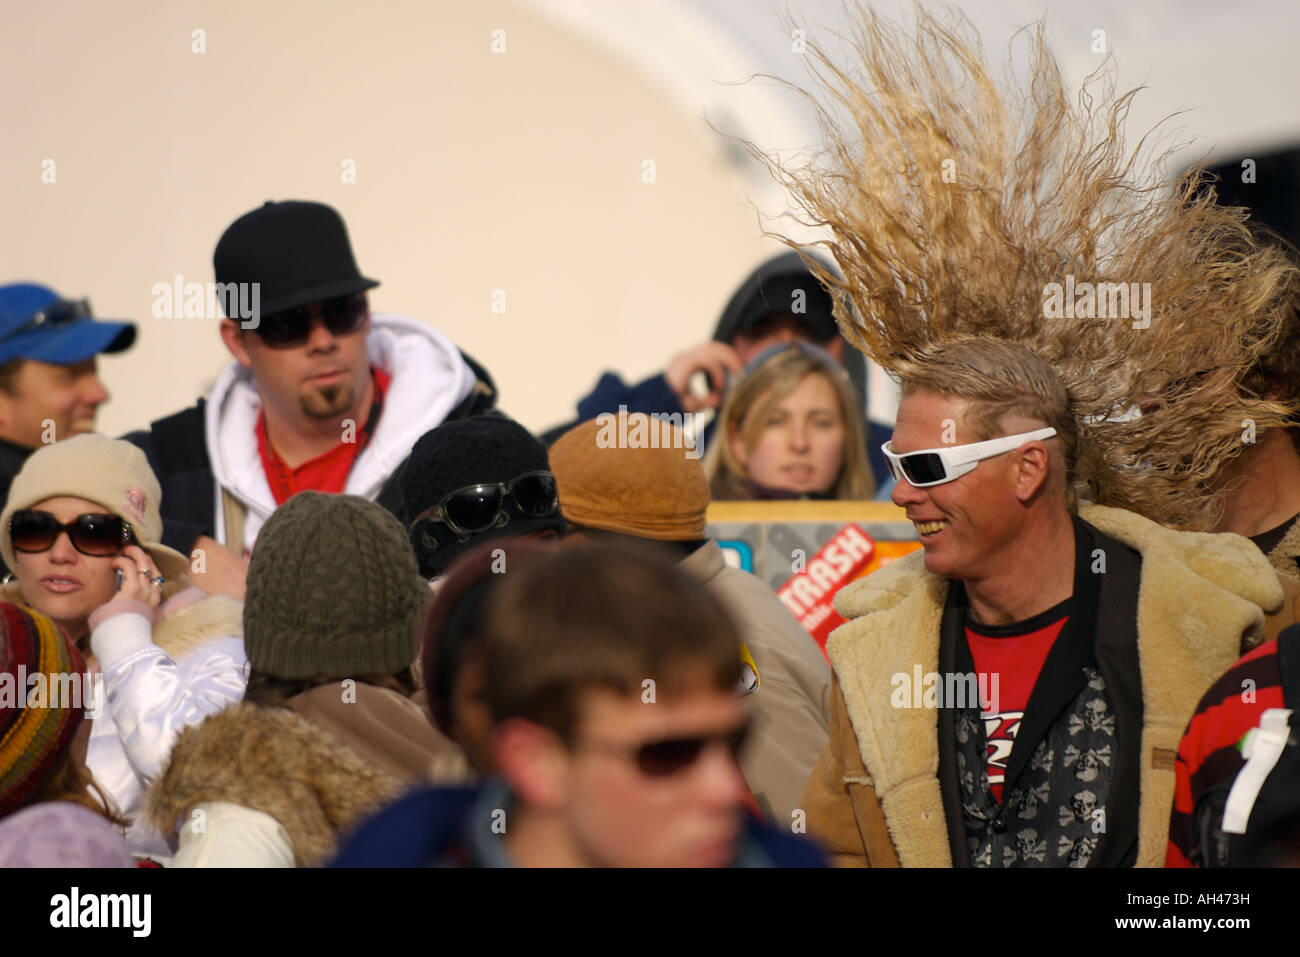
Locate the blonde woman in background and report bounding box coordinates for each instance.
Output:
[706,343,874,500]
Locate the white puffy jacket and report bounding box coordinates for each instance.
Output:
[85,588,247,861]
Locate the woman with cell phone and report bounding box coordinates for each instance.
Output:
[0,433,246,862]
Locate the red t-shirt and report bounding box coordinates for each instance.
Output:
[256,367,390,505]
[965,599,1070,802]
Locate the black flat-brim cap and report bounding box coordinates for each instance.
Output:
[213,200,380,319]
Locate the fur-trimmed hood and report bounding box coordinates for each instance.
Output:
[146,703,404,867]
[151,591,244,660]
[825,504,1283,867]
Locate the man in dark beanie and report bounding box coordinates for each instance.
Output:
[124,200,499,600]
[397,414,566,583]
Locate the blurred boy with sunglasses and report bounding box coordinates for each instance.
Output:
[0,283,136,572]
[124,201,497,596]
[333,543,825,867]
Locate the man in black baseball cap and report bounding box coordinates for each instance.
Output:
[0,282,136,531]
[124,200,498,598]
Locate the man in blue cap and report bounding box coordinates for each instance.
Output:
[0,283,136,523]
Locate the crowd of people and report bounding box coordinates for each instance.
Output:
[2,7,1300,869]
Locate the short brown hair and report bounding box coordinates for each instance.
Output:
[0,358,25,396]
[479,543,741,742]
[33,750,128,828]
[898,339,1078,507]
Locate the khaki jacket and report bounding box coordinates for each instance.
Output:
[681,542,830,823]
[802,504,1283,867]
[282,682,463,783]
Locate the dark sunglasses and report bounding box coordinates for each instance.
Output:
[9,510,136,557]
[410,471,559,542]
[3,298,92,343]
[578,720,752,778]
[251,293,368,348]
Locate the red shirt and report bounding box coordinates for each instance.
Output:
[965,603,1069,802]
[256,367,390,505]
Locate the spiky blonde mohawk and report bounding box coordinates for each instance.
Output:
[754,3,1300,529]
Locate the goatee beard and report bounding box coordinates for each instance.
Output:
[300,382,356,419]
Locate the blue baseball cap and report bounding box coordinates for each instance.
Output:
[0,283,136,366]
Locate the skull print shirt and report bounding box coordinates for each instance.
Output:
[965,598,1071,802]
[936,516,1144,868]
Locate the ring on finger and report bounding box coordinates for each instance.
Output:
[152,576,165,587]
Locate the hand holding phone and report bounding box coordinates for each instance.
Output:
[665,341,742,413]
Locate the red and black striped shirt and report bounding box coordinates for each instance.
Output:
[1166,639,1284,867]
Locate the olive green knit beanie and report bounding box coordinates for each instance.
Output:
[244,491,428,679]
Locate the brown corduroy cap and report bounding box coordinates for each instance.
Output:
[548,413,709,541]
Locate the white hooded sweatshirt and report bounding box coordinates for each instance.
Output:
[204,314,477,555]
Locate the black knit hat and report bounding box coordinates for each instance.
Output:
[213,200,380,318]
[244,492,428,679]
[398,414,566,578]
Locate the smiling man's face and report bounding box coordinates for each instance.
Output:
[888,389,1028,581]
[0,359,110,448]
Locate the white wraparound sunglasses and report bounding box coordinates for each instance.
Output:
[881,427,1058,487]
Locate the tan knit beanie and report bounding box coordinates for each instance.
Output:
[1,434,190,582]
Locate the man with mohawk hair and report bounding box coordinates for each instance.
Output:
[762,6,1296,867]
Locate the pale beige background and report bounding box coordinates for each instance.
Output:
[1,0,794,438]
[4,0,1296,440]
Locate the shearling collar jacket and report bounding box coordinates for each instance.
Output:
[147,702,404,867]
[1264,514,1300,583]
[801,504,1284,867]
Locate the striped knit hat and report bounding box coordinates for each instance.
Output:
[0,602,87,818]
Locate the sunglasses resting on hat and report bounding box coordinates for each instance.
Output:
[9,510,137,557]
[0,298,93,343]
[250,293,368,348]
[881,427,1058,488]
[410,471,560,543]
